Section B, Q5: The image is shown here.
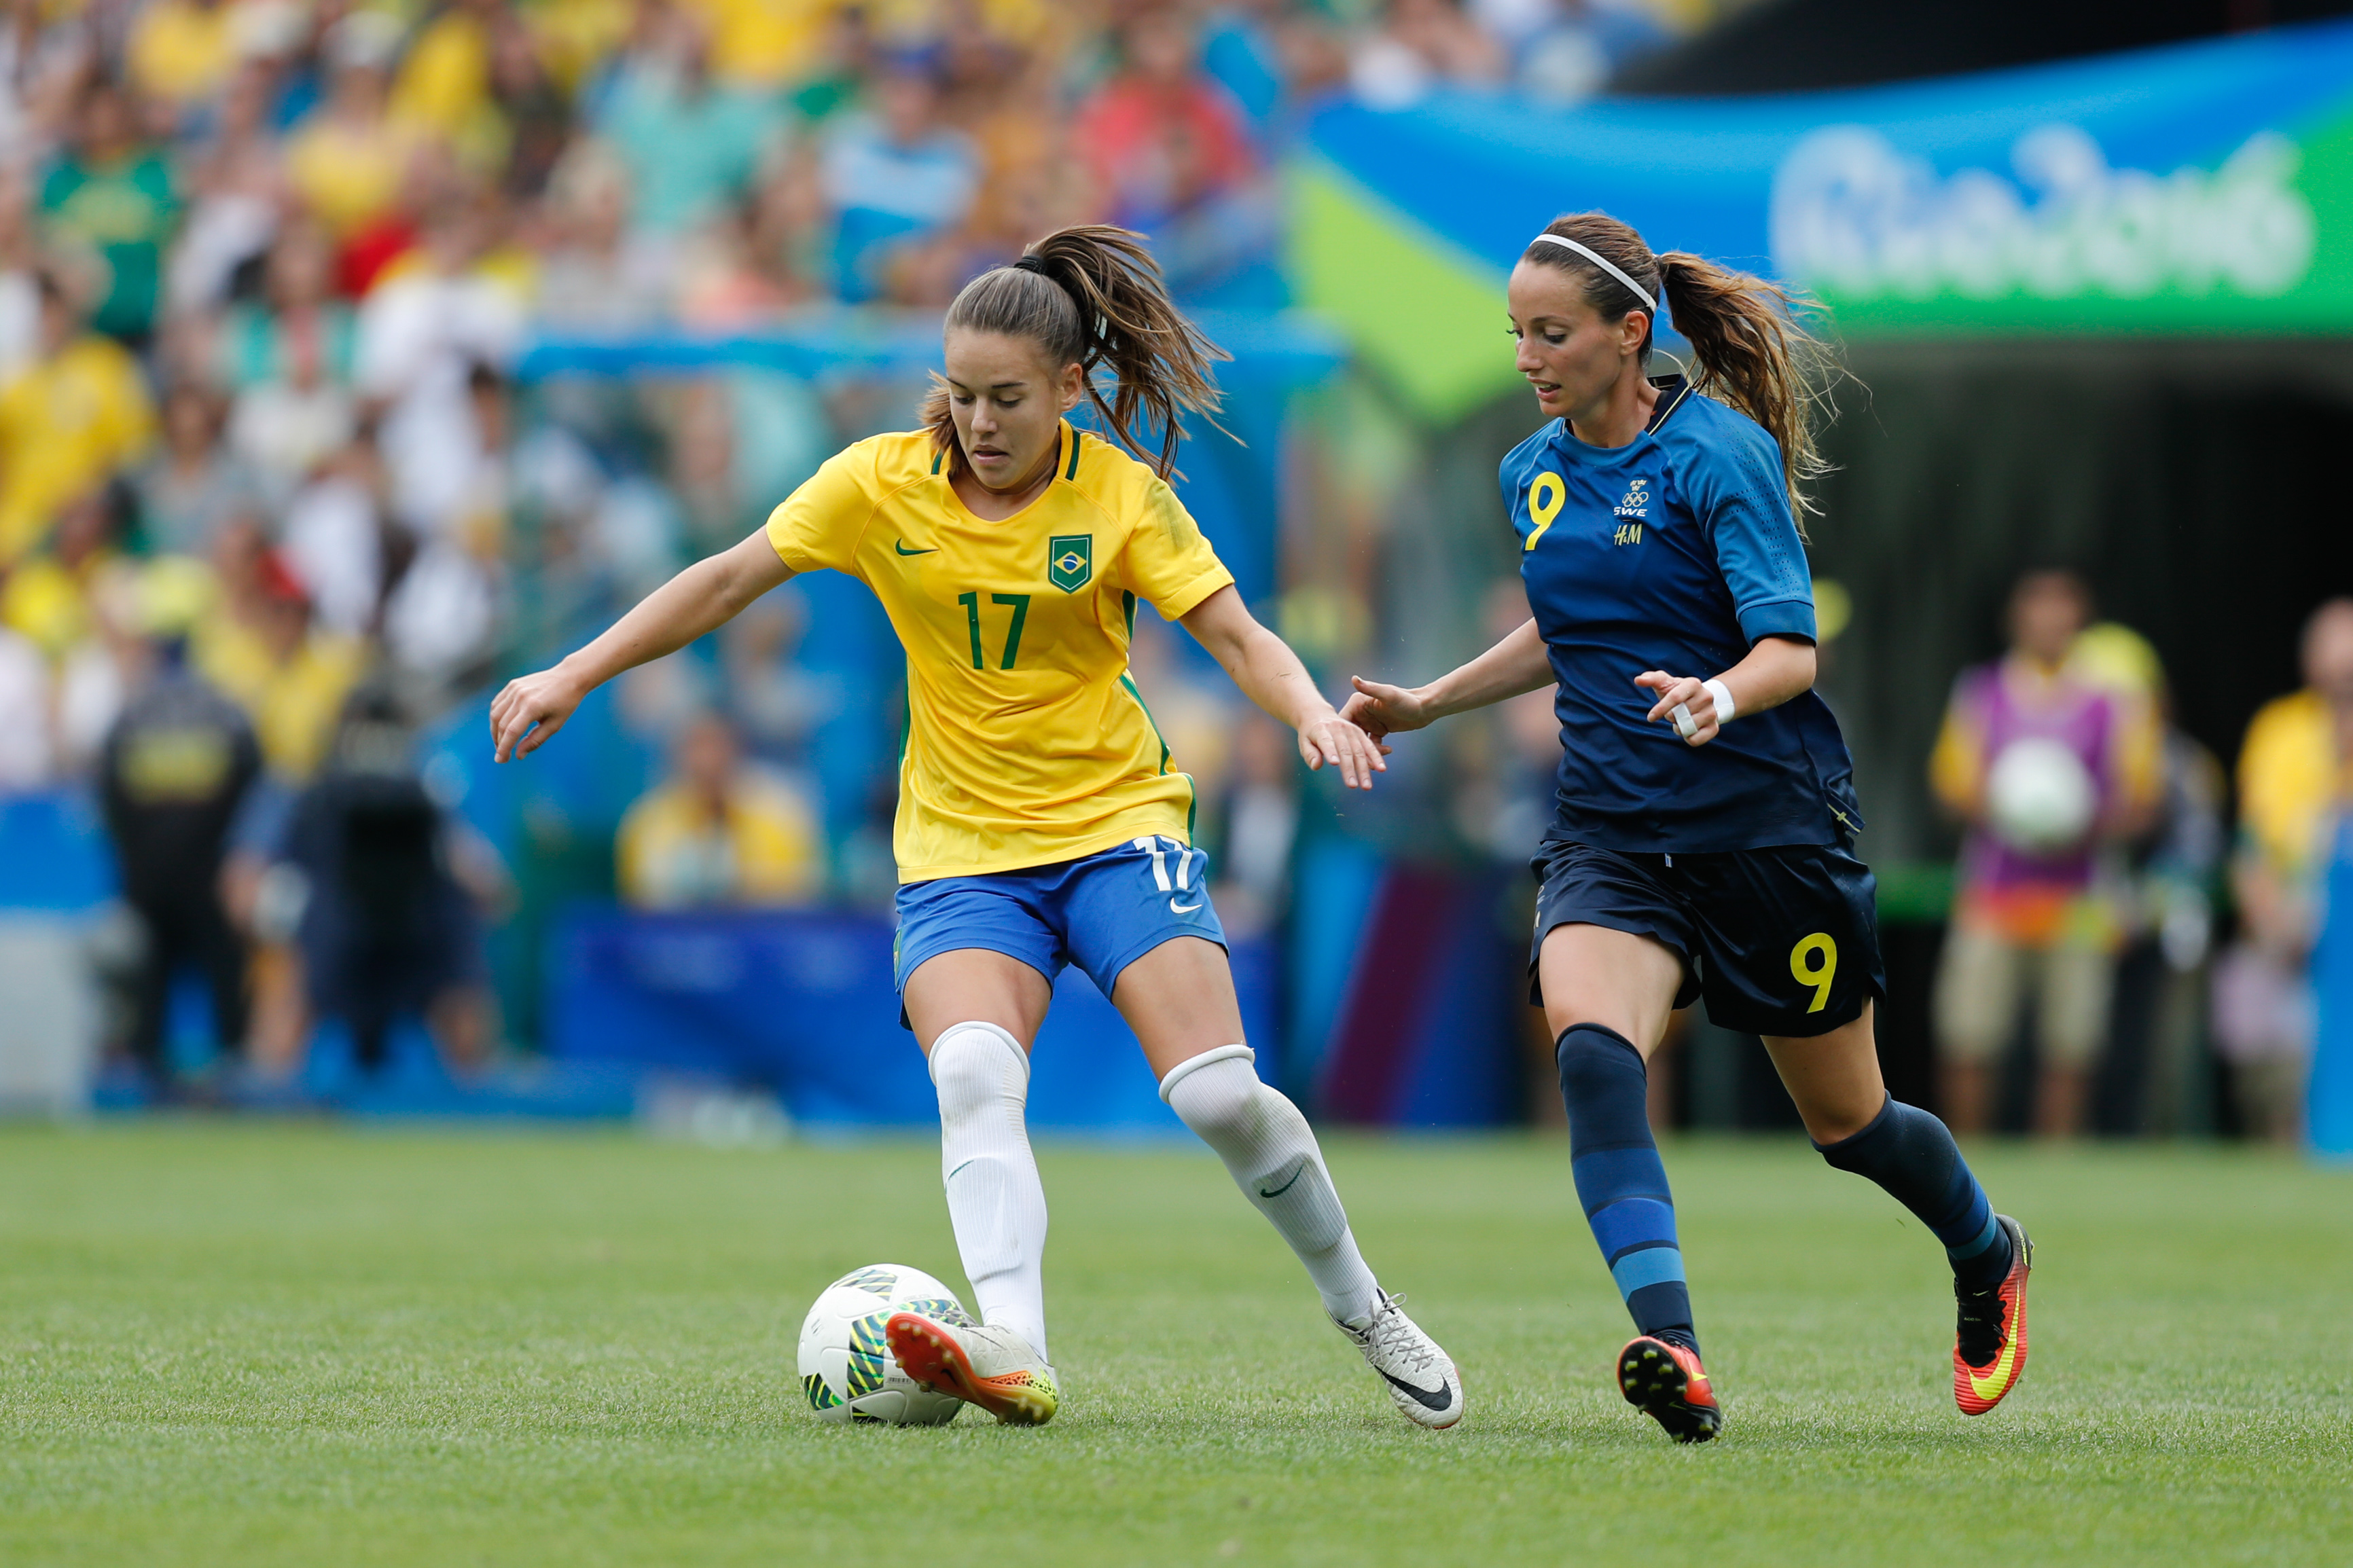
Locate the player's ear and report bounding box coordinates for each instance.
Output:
[1056,361,1085,413]
[1621,309,1650,357]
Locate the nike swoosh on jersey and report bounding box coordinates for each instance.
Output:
[895,540,937,555]
[1170,898,1203,913]
[1378,1368,1457,1413]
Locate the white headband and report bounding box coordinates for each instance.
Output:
[1525,233,1655,313]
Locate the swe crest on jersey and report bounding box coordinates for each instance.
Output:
[1613,476,1649,547]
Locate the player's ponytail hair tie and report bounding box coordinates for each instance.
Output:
[1526,233,1655,313]
[1011,253,1057,281]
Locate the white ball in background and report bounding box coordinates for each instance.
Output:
[1984,737,2098,855]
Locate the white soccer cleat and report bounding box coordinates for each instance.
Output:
[1340,1290,1464,1429]
[886,1311,1060,1426]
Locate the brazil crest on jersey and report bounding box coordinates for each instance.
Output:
[1502,378,1863,854]
[766,422,1234,881]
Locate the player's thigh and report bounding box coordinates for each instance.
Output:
[1108,934,1249,1080]
[903,948,1054,1055]
[1761,1003,1886,1144]
[1537,922,1685,1058]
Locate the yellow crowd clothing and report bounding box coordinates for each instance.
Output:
[0,334,157,564]
[127,0,238,109]
[2236,689,2350,881]
[192,617,369,781]
[677,0,838,85]
[617,772,821,908]
[284,116,420,238]
[764,422,1234,881]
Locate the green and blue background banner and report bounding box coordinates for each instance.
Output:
[1290,19,2353,420]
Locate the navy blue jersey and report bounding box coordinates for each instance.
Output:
[1502,378,1863,854]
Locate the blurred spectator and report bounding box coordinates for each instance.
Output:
[0,614,52,788]
[98,608,262,1087]
[126,0,238,121]
[535,140,675,329]
[228,317,359,510]
[217,219,355,392]
[277,684,502,1073]
[721,585,835,767]
[1929,571,2159,1137]
[819,56,977,302]
[283,11,418,244]
[1350,0,1506,109]
[1470,0,1670,103]
[0,269,156,564]
[276,433,382,638]
[592,1,788,238]
[1207,712,1298,939]
[3,478,136,657]
[380,361,507,688]
[2214,598,2353,1142]
[39,75,180,347]
[0,170,43,381]
[1073,5,1272,295]
[133,380,257,555]
[163,58,287,318]
[193,534,367,782]
[616,710,820,907]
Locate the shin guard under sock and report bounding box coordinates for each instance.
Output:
[931,1021,1051,1360]
[1815,1095,2013,1292]
[1558,1024,1696,1354]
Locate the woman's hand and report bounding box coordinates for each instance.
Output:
[1337,676,1437,750]
[1297,705,1389,790]
[1637,670,1722,747]
[490,663,588,762]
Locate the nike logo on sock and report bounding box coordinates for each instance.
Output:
[1257,1168,1304,1199]
[895,540,937,555]
[1170,898,1203,913]
[1378,1368,1456,1413]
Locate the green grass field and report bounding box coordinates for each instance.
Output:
[1,1123,2347,1566]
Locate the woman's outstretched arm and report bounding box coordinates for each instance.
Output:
[1337,618,1555,748]
[491,529,794,762]
[1179,584,1388,790]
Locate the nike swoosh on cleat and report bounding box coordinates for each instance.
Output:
[1967,1329,2020,1400]
[895,541,937,555]
[1257,1169,1303,1199]
[1378,1369,1456,1413]
[1170,898,1203,913]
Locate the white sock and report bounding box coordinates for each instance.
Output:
[929,1021,1050,1362]
[1160,1046,1381,1330]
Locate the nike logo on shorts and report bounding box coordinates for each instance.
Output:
[1170,898,1203,913]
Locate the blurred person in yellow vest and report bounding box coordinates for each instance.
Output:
[677,0,841,86]
[617,710,821,908]
[192,528,367,783]
[127,0,240,117]
[0,270,156,565]
[284,11,424,241]
[2213,598,2353,1141]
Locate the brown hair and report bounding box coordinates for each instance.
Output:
[1523,212,1839,520]
[924,225,1229,480]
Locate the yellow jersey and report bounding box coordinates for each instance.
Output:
[765,422,1234,881]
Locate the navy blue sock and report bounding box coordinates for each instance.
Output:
[1815,1096,2014,1292]
[1558,1024,1696,1355]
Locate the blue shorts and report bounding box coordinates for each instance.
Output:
[1529,835,1886,1038]
[893,835,1227,1004]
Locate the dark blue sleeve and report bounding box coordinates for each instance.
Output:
[1691,422,1816,644]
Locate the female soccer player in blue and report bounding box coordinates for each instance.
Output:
[1342,213,2032,1442]
[490,226,1460,1431]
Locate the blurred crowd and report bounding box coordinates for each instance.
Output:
[0,0,1688,1091]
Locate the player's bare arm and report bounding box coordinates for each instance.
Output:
[490,530,795,763]
[1180,583,1386,790]
[1635,631,1818,748]
[1339,616,1553,747]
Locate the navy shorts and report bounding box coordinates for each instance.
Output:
[894,835,1227,1006]
[1528,835,1886,1038]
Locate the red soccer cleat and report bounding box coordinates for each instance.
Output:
[1954,1215,2032,1416]
[1617,1335,1722,1443]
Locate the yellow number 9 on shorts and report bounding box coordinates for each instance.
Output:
[1789,933,1838,1014]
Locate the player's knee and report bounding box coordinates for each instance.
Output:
[1556,1022,1645,1101]
[1159,1046,1263,1140]
[929,1020,1028,1113]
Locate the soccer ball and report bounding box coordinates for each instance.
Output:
[797,1264,972,1425]
[1984,737,2097,854]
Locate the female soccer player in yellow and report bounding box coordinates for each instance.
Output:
[490,226,1462,1430]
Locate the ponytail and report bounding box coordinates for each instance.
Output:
[924,224,1230,480]
[1524,213,1840,522]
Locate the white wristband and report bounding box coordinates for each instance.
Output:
[1703,677,1736,725]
